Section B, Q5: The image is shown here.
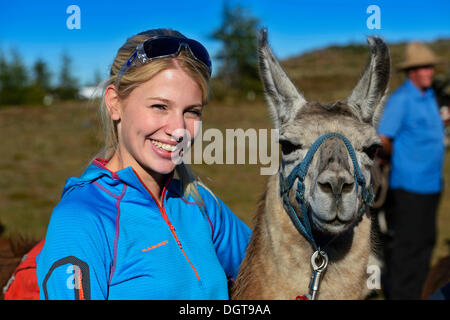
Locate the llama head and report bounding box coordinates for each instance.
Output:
[258,29,390,236]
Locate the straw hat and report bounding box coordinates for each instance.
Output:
[397,41,442,70]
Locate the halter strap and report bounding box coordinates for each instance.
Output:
[279,132,374,250]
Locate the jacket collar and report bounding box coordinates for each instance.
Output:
[66,158,177,203]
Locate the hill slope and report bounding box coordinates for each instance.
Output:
[280,38,450,102]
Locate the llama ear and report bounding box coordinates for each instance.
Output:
[258,28,307,128]
[346,36,391,127]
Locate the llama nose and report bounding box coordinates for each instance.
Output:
[318,174,354,195]
[317,138,355,196]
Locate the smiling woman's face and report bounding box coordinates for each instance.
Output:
[108,66,203,176]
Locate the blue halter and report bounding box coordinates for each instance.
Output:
[279,132,374,251]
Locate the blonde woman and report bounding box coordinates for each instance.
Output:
[36,29,251,300]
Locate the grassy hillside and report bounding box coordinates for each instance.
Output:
[0,38,449,267]
[282,39,450,102]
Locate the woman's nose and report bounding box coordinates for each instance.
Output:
[171,134,183,143]
[165,113,186,142]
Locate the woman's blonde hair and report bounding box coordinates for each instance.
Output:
[98,28,214,209]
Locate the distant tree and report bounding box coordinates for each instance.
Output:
[56,52,78,100]
[0,49,29,105]
[8,49,29,89]
[0,53,8,105]
[211,3,261,98]
[32,58,52,92]
[21,58,54,105]
[0,51,8,93]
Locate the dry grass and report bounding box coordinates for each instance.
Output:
[0,39,448,268]
[0,99,448,266]
[0,101,102,237]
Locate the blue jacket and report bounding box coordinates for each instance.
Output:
[377,79,445,194]
[36,159,251,300]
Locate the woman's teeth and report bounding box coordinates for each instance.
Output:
[151,139,177,152]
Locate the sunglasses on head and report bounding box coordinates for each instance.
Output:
[115,36,212,86]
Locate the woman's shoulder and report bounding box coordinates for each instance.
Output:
[50,181,118,231]
[194,182,223,207]
[169,178,214,202]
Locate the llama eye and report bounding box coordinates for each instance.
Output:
[279,139,302,155]
[362,144,382,160]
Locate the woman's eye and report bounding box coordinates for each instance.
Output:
[189,110,202,116]
[185,108,202,118]
[363,144,382,160]
[279,139,302,155]
[151,104,167,110]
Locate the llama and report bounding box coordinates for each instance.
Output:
[231,29,390,300]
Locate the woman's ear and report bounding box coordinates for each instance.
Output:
[104,84,121,121]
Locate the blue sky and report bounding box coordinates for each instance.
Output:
[0,0,449,86]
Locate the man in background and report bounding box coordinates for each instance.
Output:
[378,41,445,300]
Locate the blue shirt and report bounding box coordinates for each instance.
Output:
[378,79,445,194]
[36,159,251,300]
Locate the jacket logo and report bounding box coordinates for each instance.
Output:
[142,240,169,253]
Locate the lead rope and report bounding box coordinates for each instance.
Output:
[280,133,375,300]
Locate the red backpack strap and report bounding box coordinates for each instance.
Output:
[3,240,45,300]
